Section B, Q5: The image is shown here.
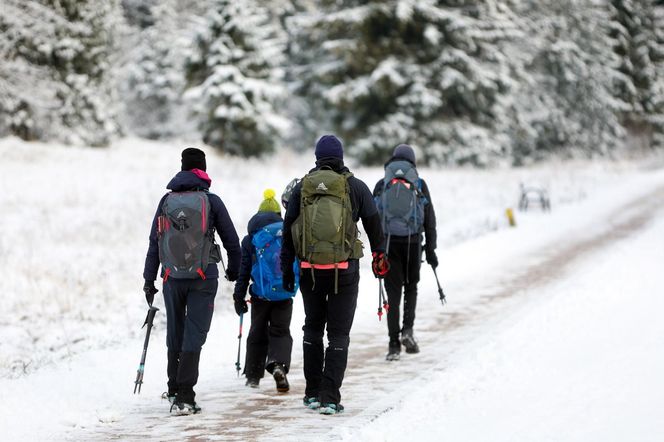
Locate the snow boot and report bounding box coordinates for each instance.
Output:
[245,377,260,388]
[161,391,176,405]
[170,400,201,415]
[386,339,401,361]
[319,403,344,415]
[272,364,289,393]
[303,396,320,409]
[401,328,419,354]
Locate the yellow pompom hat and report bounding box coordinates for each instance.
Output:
[258,188,281,214]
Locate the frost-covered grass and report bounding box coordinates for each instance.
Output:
[0,136,656,378]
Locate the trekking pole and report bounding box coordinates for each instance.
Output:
[134,305,159,394]
[235,312,244,377]
[432,267,447,306]
[377,280,389,321]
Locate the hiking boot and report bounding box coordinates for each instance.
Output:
[319,403,344,415]
[245,377,260,388]
[303,396,320,409]
[401,328,420,354]
[170,400,201,415]
[386,340,401,361]
[272,364,289,393]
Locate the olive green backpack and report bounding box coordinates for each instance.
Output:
[291,168,363,290]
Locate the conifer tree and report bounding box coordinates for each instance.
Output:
[184,0,289,156]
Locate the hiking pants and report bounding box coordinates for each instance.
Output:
[384,240,421,342]
[244,297,294,379]
[300,269,359,405]
[163,278,217,402]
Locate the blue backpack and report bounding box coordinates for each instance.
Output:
[251,221,299,301]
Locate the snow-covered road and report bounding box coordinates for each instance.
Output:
[2,138,663,441]
[82,176,664,441]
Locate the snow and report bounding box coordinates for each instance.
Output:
[350,195,664,442]
[1,137,664,440]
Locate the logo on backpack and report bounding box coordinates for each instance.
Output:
[158,191,217,280]
[251,221,298,301]
[378,160,427,237]
[291,169,363,265]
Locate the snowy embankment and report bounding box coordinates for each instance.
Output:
[1,137,663,441]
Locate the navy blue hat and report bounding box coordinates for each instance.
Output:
[393,144,415,165]
[315,135,344,160]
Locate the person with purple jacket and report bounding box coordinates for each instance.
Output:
[142,147,241,414]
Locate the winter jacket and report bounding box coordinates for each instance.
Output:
[281,157,385,275]
[233,211,283,302]
[372,157,437,252]
[143,170,241,281]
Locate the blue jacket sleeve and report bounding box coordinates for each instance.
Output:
[233,235,253,301]
[209,193,242,276]
[143,194,168,281]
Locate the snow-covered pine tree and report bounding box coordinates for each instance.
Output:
[118,0,188,139]
[288,0,522,166]
[0,0,121,146]
[509,0,624,163]
[610,0,664,149]
[184,0,289,156]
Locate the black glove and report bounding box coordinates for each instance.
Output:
[371,252,389,279]
[234,298,248,316]
[425,248,438,269]
[283,269,295,292]
[143,280,158,306]
[225,270,239,282]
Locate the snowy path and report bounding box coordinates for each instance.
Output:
[75,183,664,441]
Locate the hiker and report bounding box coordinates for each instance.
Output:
[142,147,241,414]
[373,144,437,361]
[280,135,387,415]
[233,189,298,392]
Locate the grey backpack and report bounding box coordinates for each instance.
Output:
[378,160,426,238]
[158,191,215,280]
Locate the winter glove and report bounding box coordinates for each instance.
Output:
[371,252,389,279]
[225,270,239,282]
[234,298,248,316]
[283,269,295,293]
[143,280,158,306]
[425,248,438,269]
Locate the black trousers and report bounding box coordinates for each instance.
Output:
[163,278,217,402]
[244,297,294,379]
[300,269,359,405]
[384,240,421,341]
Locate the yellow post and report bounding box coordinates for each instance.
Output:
[506,208,516,227]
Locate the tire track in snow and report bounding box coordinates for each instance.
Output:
[85,185,664,441]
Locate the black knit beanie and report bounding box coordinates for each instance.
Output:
[181,147,206,171]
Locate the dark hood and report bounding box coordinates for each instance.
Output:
[247,211,283,234]
[166,170,211,192]
[311,157,349,174]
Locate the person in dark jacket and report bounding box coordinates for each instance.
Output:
[233,189,294,392]
[373,144,437,360]
[281,135,387,415]
[143,147,241,414]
